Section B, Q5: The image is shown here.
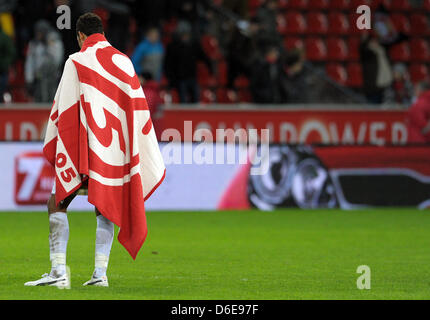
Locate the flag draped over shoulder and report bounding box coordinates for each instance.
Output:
[43,34,166,259]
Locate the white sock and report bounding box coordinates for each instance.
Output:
[49,212,69,277]
[94,215,114,278]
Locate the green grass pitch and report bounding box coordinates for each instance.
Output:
[1,209,429,300]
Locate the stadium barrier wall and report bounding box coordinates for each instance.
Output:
[0,142,429,211]
[1,104,409,144]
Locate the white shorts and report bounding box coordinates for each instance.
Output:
[51,180,88,195]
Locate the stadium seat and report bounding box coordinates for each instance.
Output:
[388,0,412,11]
[277,0,289,9]
[285,12,307,34]
[328,12,350,35]
[11,87,31,103]
[347,37,360,61]
[329,0,350,10]
[346,63,363,87]
[306,12,328,34]
[409,64,429,83]
[308,0,329,9]
[217,60,228,86]
[349,0,370,9]
[284,37,304,50]
[389,14,410,34]
[410,38,430,61]
[200,88,216,104]
[216,88,236,104]
[160,89,180,104]
[201,35,222,60]
[349,13,364,35]
[276,13,287,34]
[287,0,309,9]
[327,38,348,61]
[305,37,327,61]
[389,42,410,62]
[234,75,250,88]
[197,62,217,87]
[326,63,348,86]
[248,0,262,10]
[410,13,430,36]
[349,0,382,10]
[237,89,252,103]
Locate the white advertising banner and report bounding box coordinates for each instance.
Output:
[0,142,244,211]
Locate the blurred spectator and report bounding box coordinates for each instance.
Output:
[0,0,16,38]
[131,27,164,82]
[391,63,413,105]
[225,17,260,91]
[0,24,15,102]
[249,46,289,104]
[255,0,282,51]
[284,48,314,103]
[359,6,408,104]
[221,0,249,19]
[24,20,63,102]
[164,21,214,103]
[103,0,132,53]
[360,33,393,104]
[406,81,430,143]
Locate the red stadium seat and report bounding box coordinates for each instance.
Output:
[349,0,370,9]
[288,0,309,9]
[346,63,363,87]
[216,88,236,104]
[387,0,412,11]
[201,35,222,60]
[238,89,252,103]
[410,13,430,36]
[248,0,262,10]
[305,37,327,61]
[349,0,382,10]
[348,13,366,35]
[308,0,329,9]
[389,42,411,62]
[160,89,180,104]
[234,75,250,88]
[306,12,328,34]
[328,12,350,35]
[410,38,430,61]
[197,62,217,87]
[409,64,429,83]
[285,12,307,34]
[329,0,350,10]
[276,13,287,35]
[326,63,348,85]
[327,38,348,61]
[347,37,360,61]
[284,37,304,50]
[390,14,410,34]
[200,88,216,104]
[217,60,228,86]
[278,0,289,9]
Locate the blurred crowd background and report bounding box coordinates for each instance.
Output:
[0,0,429,108]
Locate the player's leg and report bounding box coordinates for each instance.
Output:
[47,193,76,277]
[83,208,114,287]
[24,190,76,288]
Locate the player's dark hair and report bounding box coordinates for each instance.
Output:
[76,12,103,37]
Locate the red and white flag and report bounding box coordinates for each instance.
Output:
[43,34,166,259]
